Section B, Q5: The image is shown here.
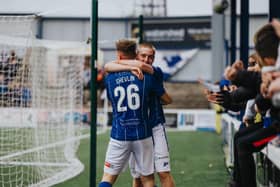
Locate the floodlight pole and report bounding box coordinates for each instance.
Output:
[138,15,143,44]
[239,0,249,69]
[230,0,236,65]
[90,0,98,187]
[269,0,280,21]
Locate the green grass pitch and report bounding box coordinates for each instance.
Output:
[55,131,229,187]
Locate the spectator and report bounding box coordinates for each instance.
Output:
[204,23,280,187]
[231,23,280,187]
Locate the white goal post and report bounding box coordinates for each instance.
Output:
[0,15,95,187]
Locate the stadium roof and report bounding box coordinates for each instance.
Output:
[0,0,268,18]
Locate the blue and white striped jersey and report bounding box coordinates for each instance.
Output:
[106,71,165,141]
[149,67,166,128]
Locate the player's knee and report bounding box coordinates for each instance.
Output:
[141,174,154,180]
[158,171,175,186]
[140,174,154,186]
[133,178,143,187]
[158,171,170,180]
[98,181,112,187]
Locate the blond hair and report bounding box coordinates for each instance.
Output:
[137,43,156,53]
[115,39,137,58]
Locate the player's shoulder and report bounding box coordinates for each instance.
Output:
[153,66,163,74]
[152,66,164,82]
[143,72,154,80]
[144,72,159,87]
[105,72,120,83]
[106,71,131,79]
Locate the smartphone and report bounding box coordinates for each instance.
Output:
[201,81,221,92]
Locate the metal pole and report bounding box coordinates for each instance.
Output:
[90,0,98,186]
[230,0,236,65]
[36,16,43,39]
[225,39,229,66]
[138,15,143,44]
[240,0,249,69]
[269,0,280,21]
[151,0,154,16]
[163,0,167,16]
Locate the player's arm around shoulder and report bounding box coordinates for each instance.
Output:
[104,60,134,73]
[104,60,145,80]
[118,59,154,74]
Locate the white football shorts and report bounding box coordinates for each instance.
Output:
[153,124,171,172]
[129,124,171,178]
[104,137,154,176]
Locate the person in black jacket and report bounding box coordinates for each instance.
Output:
[230,23,280,187]
[206,22,280,187]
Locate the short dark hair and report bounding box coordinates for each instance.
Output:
[254,24,279,61]
[116,39,136,58]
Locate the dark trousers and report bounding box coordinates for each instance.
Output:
[233,123,278,187]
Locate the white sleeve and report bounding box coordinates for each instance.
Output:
[244,99,256,119]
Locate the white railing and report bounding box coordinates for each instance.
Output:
[221,113,280,171]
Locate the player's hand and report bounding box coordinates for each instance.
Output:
[131,67,143,80]
[140,62,154,74]
[133,60,144,67]
[129,60,154,74]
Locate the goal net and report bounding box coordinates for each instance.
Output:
[0,16,89,186]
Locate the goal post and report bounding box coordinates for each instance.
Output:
[0,15,93,186]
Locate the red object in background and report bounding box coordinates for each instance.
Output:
[97,69,105,82]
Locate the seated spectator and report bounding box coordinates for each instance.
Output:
[204,22,280,187]
[230,22,280,187]
[242,53,262,126]
[4,50,21,84]
[0,72,7,106]
[83,56,91,90]
[82,56,91,107]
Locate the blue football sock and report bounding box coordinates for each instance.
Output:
[98,181,112,187]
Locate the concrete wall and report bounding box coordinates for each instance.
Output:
[38,15,269,82]
[42,19,90,41]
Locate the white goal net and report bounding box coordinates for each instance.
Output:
[0,16,88,187]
